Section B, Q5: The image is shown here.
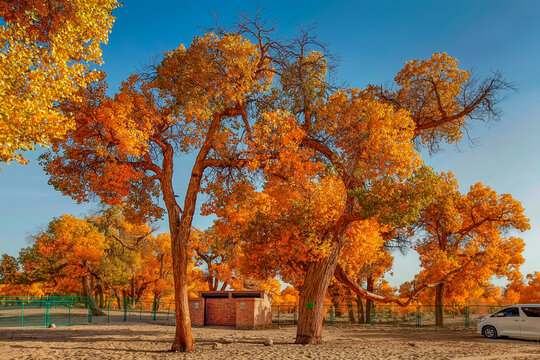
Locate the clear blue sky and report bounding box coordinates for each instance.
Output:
[1,0,539,287]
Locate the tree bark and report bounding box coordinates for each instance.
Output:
[365,276,374,324]
[348,301,356,323]
[161,151,194,352]
[295,243,342,344]
[356,295,364,324]
[332,300,342,317]
[162,109,240,352]
[82,275,105,316]
[435,282,444,327]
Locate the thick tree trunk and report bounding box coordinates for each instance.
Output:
[170,225,194,352]
[295,243,342,344]
[356,296,364,324]
[435,283,444,327]
[82,275,105,316]
[348,301,356,323]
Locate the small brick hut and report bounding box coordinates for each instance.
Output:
[188,290,272,328]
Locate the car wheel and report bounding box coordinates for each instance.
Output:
[482,325,497,339]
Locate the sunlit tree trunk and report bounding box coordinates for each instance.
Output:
[435,282,444,326]
[162,109,236,352]
[295,243,342,344]
[161,145,194,352]
[82,275,105,316]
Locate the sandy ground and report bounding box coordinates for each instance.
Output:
[0,323,539,360]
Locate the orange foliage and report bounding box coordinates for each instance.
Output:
[0,0,120,164]
[406,172,530,304]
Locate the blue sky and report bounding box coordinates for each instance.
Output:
[1,0,539,287]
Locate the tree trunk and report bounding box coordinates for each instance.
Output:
[295,243,342,344]
[153,291,162,312]
[161,137,207,352]
[365,276,374,324]
[162,108,245,352]
[435,282,444,327]
[96,284,104,308]
[348,301,356,323]
[332,300,342,317]
[82,275,105,316]
[114,293,121,309]
[356,296,364,324]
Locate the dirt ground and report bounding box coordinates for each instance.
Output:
[0,323,539,360]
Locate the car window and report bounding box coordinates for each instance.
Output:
[521,307,540,317]
[493,307,520,317]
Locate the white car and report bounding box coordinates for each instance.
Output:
[477,304,540,339]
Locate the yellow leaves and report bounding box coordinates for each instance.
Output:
[339,218,389,276]
[394,52,471,147]
[249,109,314,174]
[0,0,120,165]
[35,214,106,278]
[155,32,273,141]
[318,89,421,182]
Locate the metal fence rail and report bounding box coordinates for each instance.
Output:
[0,296,176,328]
[0,295,513,329]
[0,296,91,328]
[271,303,512,329]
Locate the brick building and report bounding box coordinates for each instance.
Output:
[188,290,272,328]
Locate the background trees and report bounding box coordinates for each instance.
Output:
[408,173,529,326]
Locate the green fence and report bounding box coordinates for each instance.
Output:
[272,303,512,329]
[0,296,92,328]
[1,296,513,329]
[102,296,176,325]
[0,295,176,328]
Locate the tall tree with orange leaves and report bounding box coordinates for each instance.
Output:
[404,172,529,326]
[207,40,512,343]
[41,14,513,347]
[0,0,120,165]
[41,32,273,351]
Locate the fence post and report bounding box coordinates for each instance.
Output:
[415,306,421,328]
[464,305,470,329]
[107,298,111,323]
[21,301,24,328]
[152,297,157,321]
[68,304,72,326]
[45,299,50,327]
[370,302,375,327]
[167,304,170,320]
[293,305,297,325]
[329,305,335,325]
[139,301,142,320]
[123,297,128,322]
[393,306,397,327]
